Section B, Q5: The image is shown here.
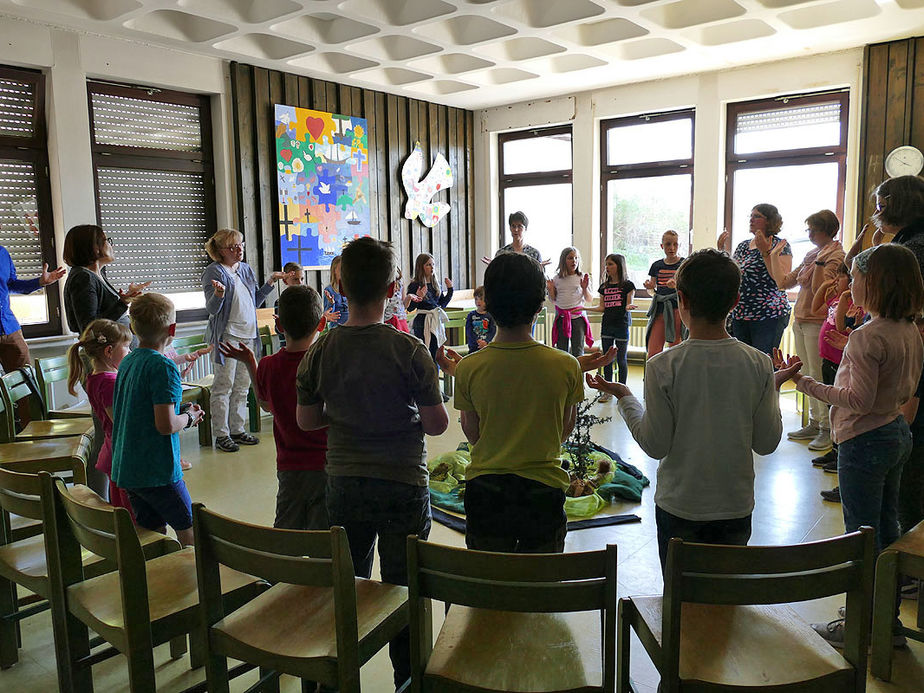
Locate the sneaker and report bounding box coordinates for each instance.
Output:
[441,392,451,403]
[820,487,841,502]
[822,459,838,474]
[231,432,259,446]
[812,450,837,467]
[215,436,239,453]
[808,429,833,451]
[811,618,907,649]
[788,423,819,440]
[180,459,192,471]
[598,392,613,403]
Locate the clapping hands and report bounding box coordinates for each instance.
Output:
[437,346,463,377]
[585,372,631,399]
[771,348,803,390]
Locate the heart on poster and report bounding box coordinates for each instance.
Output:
[280,149,293,162]
[306,117,325,141]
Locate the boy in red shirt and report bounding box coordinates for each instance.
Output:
[220,285,328,529]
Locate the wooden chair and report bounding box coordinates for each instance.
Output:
[0,368,95,443]
[34,356,91,419]
[0,461,177,669]
[870,519,924,680]
[39,474,267,692]
[619,529,875,693]
[440,312,469,397]
[406,538,618,693]
[193,503,409,693]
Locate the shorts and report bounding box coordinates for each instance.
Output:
[127,479,193,532]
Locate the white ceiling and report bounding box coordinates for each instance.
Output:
[2,0,924,110]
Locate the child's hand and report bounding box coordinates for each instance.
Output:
[643,277,655,291]
[770,347,788,371]
[540,258,552,267]
[324,289,334,305]
[824,329,850,351]
[577,346,617,373]
[476,338,488,349]
[269,270,289,282]
[665,277,676,289]
[444,277,453,289]
[546,278,555,293]
[186,403,205,427]
[839,289,852,303]
[218,340,254,363]
[211,279,226,298]
[323,308,340,323]
[585,372,631,399]
[415,285,427,301]
[580,273,590,290]
[773,354,803,390]
[481,255,492,266]
[437,346,463,376]
[627,304,637,310]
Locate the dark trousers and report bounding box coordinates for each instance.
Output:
[601,336,629,383]
[655,505,752,575]
[411,315,440,364]
[555,316,587,358]
[464,474,567,553]
[821,358,840,458]
[732,315,787,355]
[274,470,328,530]
[326,476,431,688]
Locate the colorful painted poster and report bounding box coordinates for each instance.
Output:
[274,104,370,269]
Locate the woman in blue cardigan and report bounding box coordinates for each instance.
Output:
[202,228,283,453]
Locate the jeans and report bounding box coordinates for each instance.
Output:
[555,315,587,357]
[601,336,629,383]
[732,315,787,355]
[464,474,567,553]
[838,417,912,554]
[326,476,431,688]
[655,506,751,576]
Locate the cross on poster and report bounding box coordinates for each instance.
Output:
[274,104,370,269]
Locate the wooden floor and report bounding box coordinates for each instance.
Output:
[2,364,923,691]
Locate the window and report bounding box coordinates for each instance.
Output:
[725,91,848,268]
[0,65,60,337]
[497,125,572,265]
[600,110,693,290]
[87,81,216,320]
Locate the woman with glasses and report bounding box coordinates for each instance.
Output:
[202,228,285,453]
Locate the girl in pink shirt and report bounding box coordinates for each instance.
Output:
[66,318,135,517]
[782,244,924,646]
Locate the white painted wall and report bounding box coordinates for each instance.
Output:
[475,49,865,285]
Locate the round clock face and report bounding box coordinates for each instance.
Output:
[885,145,924,178]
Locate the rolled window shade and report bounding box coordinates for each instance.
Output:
[737,101,841,134]
[0,77,35,139]
[96,167,210,293]
[0,158,43,276]
[90,91,201,152]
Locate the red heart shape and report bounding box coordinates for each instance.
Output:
[281,149,292,162]
[306,117,325,141]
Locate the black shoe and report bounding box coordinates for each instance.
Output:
[231,432,259,445]
[822,458,838,473]
[215,435,240,453]
[812,450,837,466]
[442,392,451,403]
[820,486,841,502]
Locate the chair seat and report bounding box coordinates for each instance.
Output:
[10,513,41,541]
[425,606,603,693]
[213,579,407,663]
[0,437,88,465]
[631,596,853,687]
[67,547,259,640]
[186,374,214,390]
[49,404,92,419]
[16,419,94,441]
[887,520,924,556]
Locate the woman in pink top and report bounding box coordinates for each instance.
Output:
[782,244,924,647]
[66,318,135,517]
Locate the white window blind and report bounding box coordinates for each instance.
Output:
[0,160,42,276]
[90,92,202,151]
[0,77,35,138]
[736,101,842,134]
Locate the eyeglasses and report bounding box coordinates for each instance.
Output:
[749,213,766,220]
[224,243,245,251]
[875,198,888,213]
[105,237,113,245]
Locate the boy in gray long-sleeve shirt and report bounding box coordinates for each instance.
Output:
[588,248,798,573]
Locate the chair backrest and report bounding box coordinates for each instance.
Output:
[662,530,874,681]
[258,325,275,356]
[1,366,46,422]
[0,382,15,443]
[171,333,209,355]
[35,356,70,411]
[0,460,86,545]
[192,503,359,667]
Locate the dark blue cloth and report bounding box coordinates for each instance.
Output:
[323,284,349,327]
[406,281,452,312]
[465,310,496,352]
[127,479,193,532]
[732,315,787,355]
[0,245,41,335]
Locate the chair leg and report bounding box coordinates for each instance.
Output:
[189,627,207,669]
[616,599,632,693]
[871,551,899,681]
[260,667,280,692]
[198,391,212,447]
[53,615,94,693]
[204,649,231,693]
[169,634,188,660]
[0,578,18,669]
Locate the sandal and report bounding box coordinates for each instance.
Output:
[231,432,259,446]
[215,436,240,453]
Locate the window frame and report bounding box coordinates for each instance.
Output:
[724,90,849,244]
[497,124,573,250]
[0,64,61,337]
[598,109,695,291]
[86,80,217,323]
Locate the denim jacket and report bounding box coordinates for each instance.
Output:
[201,261,273,365]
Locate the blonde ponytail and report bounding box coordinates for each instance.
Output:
[66,319,132,395]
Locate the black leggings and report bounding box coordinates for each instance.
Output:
[601,336,629,383]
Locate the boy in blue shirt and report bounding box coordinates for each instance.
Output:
[465,285,496,353]
[111,293,204,546]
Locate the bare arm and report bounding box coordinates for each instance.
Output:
[546,278,557,301]
[764,245,793,289]
[811,279,835,315]
[834,292,851,332]
[419,402,449,436]
[153,402,202,436]
[460,410,480,445]
[561,404,577,443]
[296,402,328,431]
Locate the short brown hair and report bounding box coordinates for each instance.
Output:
[473,285,485,300]
[873,175,924,230]
[661,230,679,243]
[129,293,175,343]
[676,248,741,324]
[805,209,839,238]
[205,229,243,262]
[63,224,106,267]
[752,203,783,236]
[283,261,302,274]
[861,243,924,321]
[277,285,322,339]
[341,237,395,306]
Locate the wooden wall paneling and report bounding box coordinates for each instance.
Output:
[434,103,451,282]
[230,64,258,262]
[884,41,910,154]
[407,98,421,264]
[397,96,412,273]
[447,105,461,286]
[363,89,380,240]
[465,110,475,282]
[456,108,469,285]
[351,87,363,118]
[266,71,284,276]
[297,76,310,109]
[421,100,433,259]
[861,44,889,227]
[251,68,274,281]
[374,92,390,249]
[912,38,924,150]
[386,94,404,273]
[326,82,339,114]
[313,79,327,112]
[339,84,353,116]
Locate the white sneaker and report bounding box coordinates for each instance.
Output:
[787,423,819,440]
[808,429,833,451]
[598,392,613,403]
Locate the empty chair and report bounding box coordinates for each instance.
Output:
[0,368,94,442]
[193,503,409,693]
[406,537,618,693]
[34,356,91,419]
[39,474,266,692]
[618,529,874,693]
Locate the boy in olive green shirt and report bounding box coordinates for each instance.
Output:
[452,252,584,552]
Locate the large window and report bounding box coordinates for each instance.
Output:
[88,81,216,320]
[497,125,572,266]
[0,65,60,337]
[600,110,693,290]
[725,91,848,268]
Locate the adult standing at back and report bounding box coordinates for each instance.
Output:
[719,203,792,354]
[780,210,845,451]
[482,211,550,266]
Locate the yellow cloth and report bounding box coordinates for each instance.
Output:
[453,340,584,491]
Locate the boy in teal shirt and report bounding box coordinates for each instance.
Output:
[111,293,204,546]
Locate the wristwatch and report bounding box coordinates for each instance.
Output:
[184,411,194,429]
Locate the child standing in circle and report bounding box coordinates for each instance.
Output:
[644,230,685,358]
[548,246,592,357]
[465,286,497,353]
[407,253,453,362]
[384,267,415,333]
[589,253,636,393]
[323,255,349,328]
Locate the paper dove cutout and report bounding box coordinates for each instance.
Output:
[402,142,453,227]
